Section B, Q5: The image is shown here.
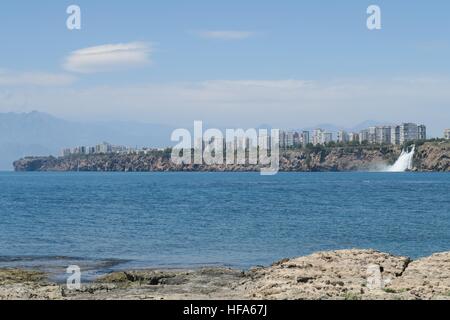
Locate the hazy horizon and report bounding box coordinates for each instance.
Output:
[1,110,439,137]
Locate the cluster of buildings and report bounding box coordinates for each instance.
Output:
[278,129,334,148]
[279,123,428,148]
[352,123,426,145]
[62,125,448,156]
[62,142,161,156]
[278,131,310,148]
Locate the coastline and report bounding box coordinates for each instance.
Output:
[12,141,450,173]
[2,249,450,300]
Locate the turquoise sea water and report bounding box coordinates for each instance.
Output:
[0,172,449,279]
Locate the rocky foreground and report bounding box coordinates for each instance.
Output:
[1,249,450,300]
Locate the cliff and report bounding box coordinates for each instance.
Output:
[413,141,450,171]
[13,141,450,172]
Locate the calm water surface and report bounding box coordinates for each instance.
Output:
[0,172,449,279]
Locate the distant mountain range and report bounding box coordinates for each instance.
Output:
[0,111,388,170]
[0,111,175,170]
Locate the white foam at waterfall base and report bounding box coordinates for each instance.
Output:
[386,145,415,172]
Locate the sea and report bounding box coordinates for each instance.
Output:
[0,172,449,281]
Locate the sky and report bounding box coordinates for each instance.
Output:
[0,0,449,136]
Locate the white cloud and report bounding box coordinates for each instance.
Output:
[63,42,152,73]
[1,78,449,136]
[196,30,254,40]
[0,71,75,87]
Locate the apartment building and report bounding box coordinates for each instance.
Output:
[399,123,418,145]
[301,131,310,145]
[337,131,349,143]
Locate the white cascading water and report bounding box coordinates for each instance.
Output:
[387,145,415,172]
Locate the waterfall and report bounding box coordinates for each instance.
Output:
[387,145,415,172]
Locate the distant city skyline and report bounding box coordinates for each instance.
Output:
[0,1,449,137]
[61,120,445,156]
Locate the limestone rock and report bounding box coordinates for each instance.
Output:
[2,250,450,300]
[388,252,450,299]
[238,249,410,300]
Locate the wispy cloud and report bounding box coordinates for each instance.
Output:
[0,70,75,87]
[63,42,152,73]
[195,30,254,40]
[1,78,449,136]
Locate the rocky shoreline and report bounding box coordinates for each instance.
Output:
[12,141,449,172]
[2,249,450,300]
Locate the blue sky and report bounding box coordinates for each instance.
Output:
[0,1,449,136]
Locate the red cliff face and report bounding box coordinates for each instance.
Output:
[413,141,450,172]
[13,142,450,172]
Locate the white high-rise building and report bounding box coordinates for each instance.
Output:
[323,132,333,144]
[279,131,287,148]
[312,129,323,145]
[399,123,418,145]
[293,132,301,147]
[286,131,295,148]
[359,129,370,144]
[312,129,332,145]
[301,131,310,146]
[348,133,359,143]
[62,148,71,157]
[391,125,400,145]
[368,127,377,144]
[418,125,427,140]
[337,130,349,143]
[258,132,271,150]
[376,126,391,144]
[96,142,112,154]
